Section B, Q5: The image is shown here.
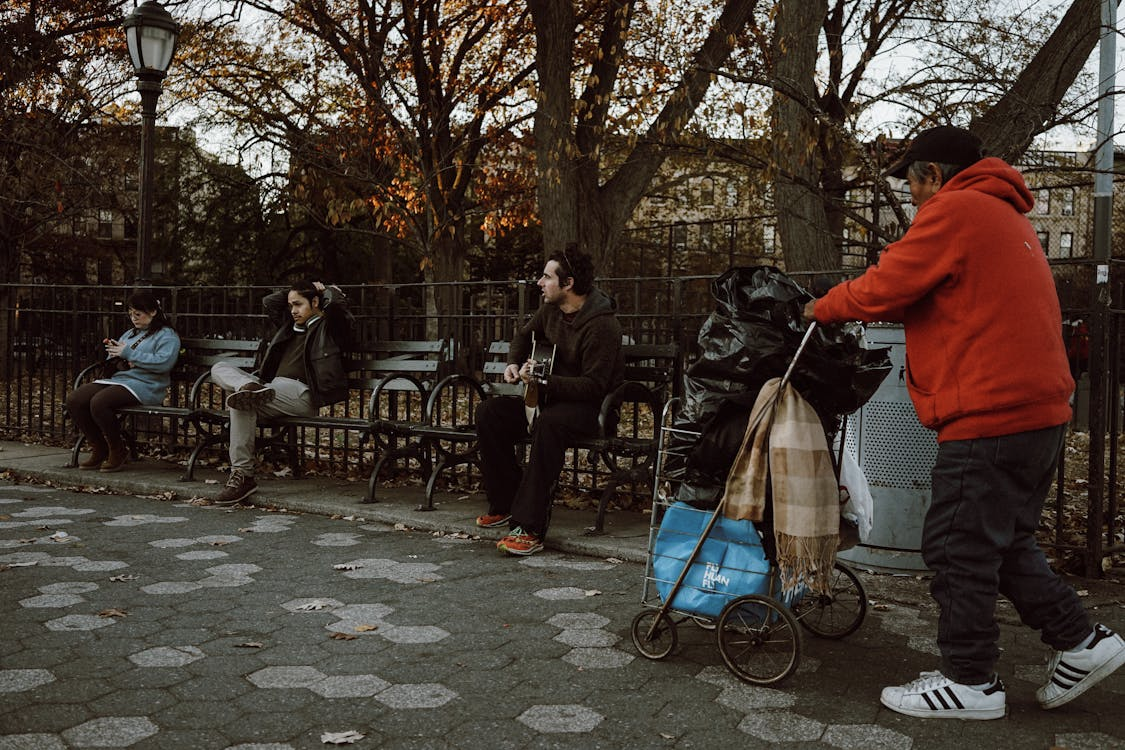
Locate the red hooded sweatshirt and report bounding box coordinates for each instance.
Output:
[814,157,1074,442]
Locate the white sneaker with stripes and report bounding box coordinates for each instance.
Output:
[1037,623,1125,709]
[880,671,1006,720]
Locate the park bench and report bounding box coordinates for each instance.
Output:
[68,337,262,478]
[402,339,681,532]
[69,337,455,499]
[190,338,453,501]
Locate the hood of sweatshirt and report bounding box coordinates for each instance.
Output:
[572,287,618,327]
[941,156,1034,214]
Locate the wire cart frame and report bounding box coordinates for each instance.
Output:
[631,323,869,685]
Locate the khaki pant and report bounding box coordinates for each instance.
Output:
[210,361,316,472]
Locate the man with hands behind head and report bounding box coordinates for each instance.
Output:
[804,125,1124,720]
[210,279,351,506]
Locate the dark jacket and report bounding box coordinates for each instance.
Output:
[260,286,351,407]
[510,287,625,406]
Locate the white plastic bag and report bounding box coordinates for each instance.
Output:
[838,449,874,543]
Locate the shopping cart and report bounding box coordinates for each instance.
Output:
[630,322,868,685]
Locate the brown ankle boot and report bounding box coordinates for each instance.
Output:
[99,437,127,473]
[78,438,109,470]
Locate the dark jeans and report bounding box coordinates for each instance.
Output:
[65,383,139,445]
[475,396,599,537]
[924,423,1091,684]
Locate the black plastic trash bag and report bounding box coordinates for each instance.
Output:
[665,265,893,495]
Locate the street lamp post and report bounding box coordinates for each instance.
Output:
[122,1,179,285]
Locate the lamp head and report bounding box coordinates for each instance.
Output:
[123,1,180,77]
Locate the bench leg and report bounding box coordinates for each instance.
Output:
[180,433,221,482]
[417,452,448,512]
[67,436,83,468]
[362,452,391,504]
[588,459,656,535]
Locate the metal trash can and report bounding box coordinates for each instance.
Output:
[837,324,937,574]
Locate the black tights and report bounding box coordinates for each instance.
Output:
[65,383,139,445]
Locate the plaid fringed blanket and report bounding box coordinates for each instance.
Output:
[720,377,839,595]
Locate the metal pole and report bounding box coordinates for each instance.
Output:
[1085,0,1116,577]
[135,72,163,286]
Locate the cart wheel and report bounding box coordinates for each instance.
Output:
[791,562,867,639]
[631,610,678,660]
[716,594,801,685]
[691,615,717,631]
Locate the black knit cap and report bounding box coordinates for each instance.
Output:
[885,125,985,179]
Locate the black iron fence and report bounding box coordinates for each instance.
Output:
[0,265,1121,575]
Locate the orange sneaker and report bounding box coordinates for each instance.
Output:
[497,527,543,556]
[475,513,511,528]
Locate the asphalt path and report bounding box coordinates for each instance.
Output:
[1,482,1123,749]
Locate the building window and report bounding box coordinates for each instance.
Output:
[1036,189,1051,215]
[124,216,137,240]
[700,224,713,252]
[672,223,687,253]
[725,182,738,207]
[97,210,113,239]
[763,224,776,255]
[1060,232,1073,258]
[699,177,715,206]
[1037,231,1049,254]
[1060,188,1075,217]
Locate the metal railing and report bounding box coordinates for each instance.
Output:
[0,264,1119,575]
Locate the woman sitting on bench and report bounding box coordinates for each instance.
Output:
[66,292,181,473]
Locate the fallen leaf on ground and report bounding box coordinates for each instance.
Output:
[238,528,254,533]
[272,467,293,478]
[584,589,602,597]
[354,624,378,632]
[295,601,331,611]
[329,632,357,641]
[109,574,139,582]
[203,479,219,485]
[235,642,264,649]
[321,730,364,744]
[49,531,69,542]
[605,557,624,564]
[98,608,128,618]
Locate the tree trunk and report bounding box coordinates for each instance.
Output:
[972,0,1117,160]
[530,0,756,268]
[528,0,579,259]
[773,0,838,274]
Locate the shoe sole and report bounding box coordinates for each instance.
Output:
[226,388,275,411]
[212,485,258,507]
[99,463,126,473]
[1039,642,1125,709]
[476,515,511,528]
[879,696,1005,720]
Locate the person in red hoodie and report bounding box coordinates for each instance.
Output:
[804,125,1124,720]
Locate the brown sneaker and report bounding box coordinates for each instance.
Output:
[213,469,257,506]
[226,382,275,411]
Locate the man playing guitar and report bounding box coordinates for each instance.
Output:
[474,245,625,556]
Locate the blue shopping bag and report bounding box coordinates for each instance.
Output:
[652,501,771,619]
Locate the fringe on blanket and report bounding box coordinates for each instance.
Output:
[720,377,840,596]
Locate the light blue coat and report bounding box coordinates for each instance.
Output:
[95,326,181,405]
